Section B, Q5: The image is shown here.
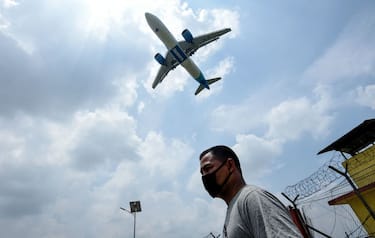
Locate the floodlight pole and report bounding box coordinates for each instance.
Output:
[134,212,136,238]
[120,207,136,238]
[120,201,141,238]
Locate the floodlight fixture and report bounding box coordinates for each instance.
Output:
[130,201,141,213]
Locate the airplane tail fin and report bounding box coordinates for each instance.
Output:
[194,77,221,95]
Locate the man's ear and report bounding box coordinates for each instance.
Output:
[227,158,234,172]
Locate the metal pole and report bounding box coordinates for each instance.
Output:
[133,212,136,238]
[281,192,299,209]
[305,224,331,238]
[281,192,331,238]
[121,201,141,238]
[120,207,136,238]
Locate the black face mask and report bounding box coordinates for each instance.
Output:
[202,159,232,198]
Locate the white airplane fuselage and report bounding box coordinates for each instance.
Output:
[145,13,209,88]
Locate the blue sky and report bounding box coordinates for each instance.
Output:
[0,0,374,237]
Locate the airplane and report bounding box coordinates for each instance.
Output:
[145,12,231,95]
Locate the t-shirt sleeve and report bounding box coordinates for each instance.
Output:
[238,189,302,238]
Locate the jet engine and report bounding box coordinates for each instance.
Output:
[154,53,166,65]
[182,29,193,43]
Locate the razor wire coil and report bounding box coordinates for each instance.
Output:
[283,153,345,199]
[284,146,375,200]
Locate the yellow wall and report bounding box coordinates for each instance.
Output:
[342,145,375,188]
[339,189,375,234]
[335,145,375,235]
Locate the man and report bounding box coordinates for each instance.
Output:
[199,145,302,238]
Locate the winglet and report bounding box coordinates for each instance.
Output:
[195,77,221,95]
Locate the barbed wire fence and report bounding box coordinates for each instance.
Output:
[283,152,345,200]
[282,147,375,237]
[202,232,220,238]
[284,145,375,201]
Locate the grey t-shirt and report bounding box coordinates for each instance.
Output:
[223,185,302,238]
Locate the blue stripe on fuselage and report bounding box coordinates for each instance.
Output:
[195,72,209,89]
[170,45,187,63]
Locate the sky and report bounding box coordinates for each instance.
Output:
[0,0,374,237]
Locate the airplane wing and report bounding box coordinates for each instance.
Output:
[152,51,180,88]
[179,28,231,56]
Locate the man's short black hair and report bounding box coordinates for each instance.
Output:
[199,145,242,174]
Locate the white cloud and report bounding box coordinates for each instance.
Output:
[0,17,34,54]
[266,97,333,141]
[111,75,139,108]
[0,130,24,163]
[3,0,18,8]
[355,84,375,109]
[233,134,283,181]
[0,14,10,30]
[209,97,268,134]
[67,109,140,171]
[137,131,194,178]
[187,168,205,195]
[304,10,375,83]
[137,101,145,113]
[195,8,239,38]
[196,56,235,99]
[0,109,219,238]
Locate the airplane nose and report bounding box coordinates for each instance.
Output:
[145,12,151,19]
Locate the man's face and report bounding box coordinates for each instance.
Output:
[200,152,232,198]
[200,152,228,181]
[200,152,219,175]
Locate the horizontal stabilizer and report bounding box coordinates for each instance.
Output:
[195,77,221,95]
